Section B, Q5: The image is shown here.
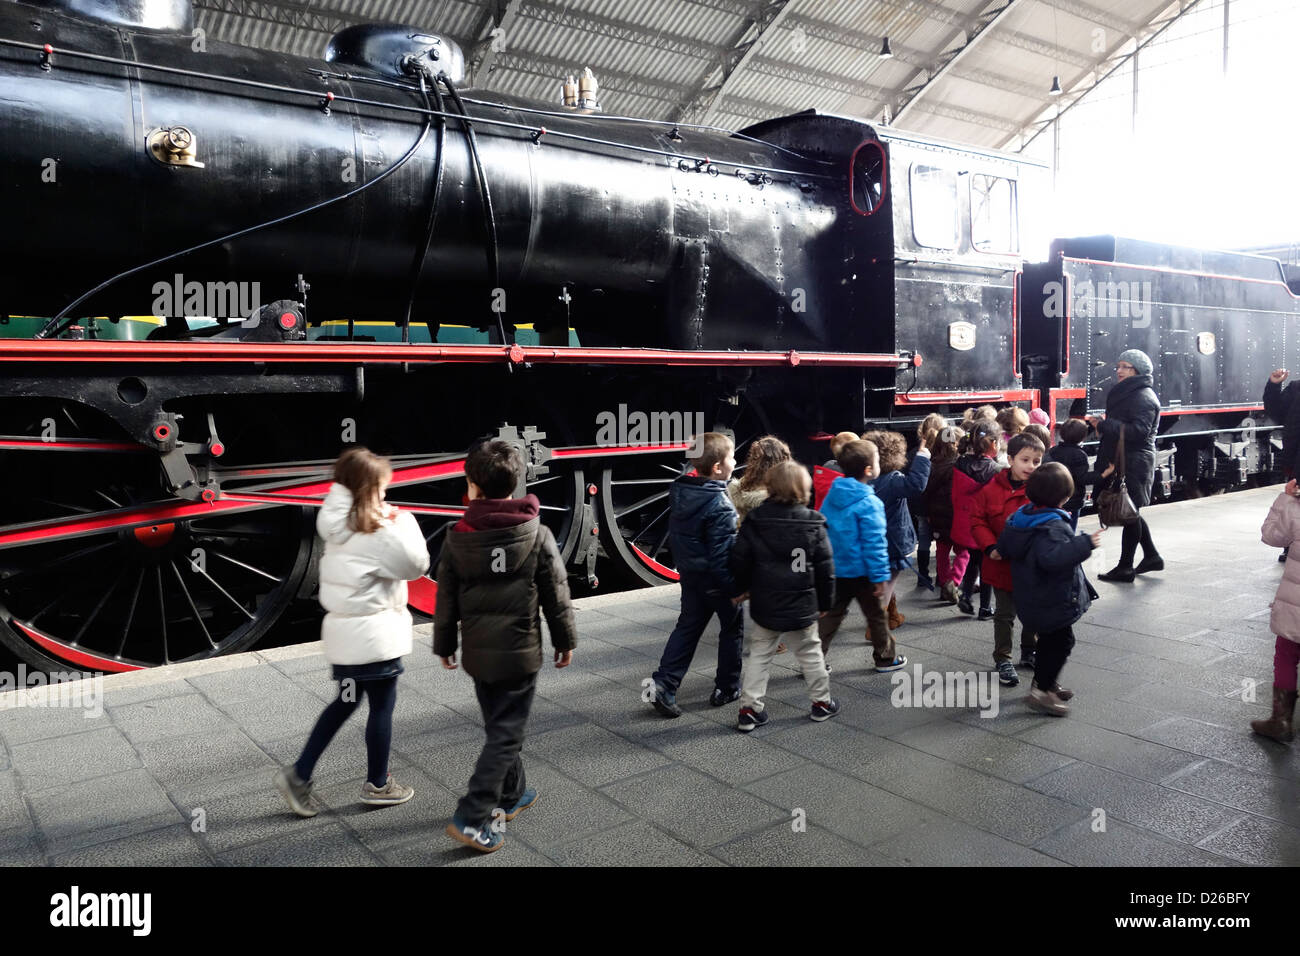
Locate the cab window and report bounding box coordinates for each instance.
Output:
[971,173,1018,254]
[911,164,958,249]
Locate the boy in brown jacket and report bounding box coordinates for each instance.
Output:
[435,440,577,853]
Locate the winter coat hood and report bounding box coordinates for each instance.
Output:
[727,480,769,526]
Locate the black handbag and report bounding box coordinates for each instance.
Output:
[1096,429,1139,528]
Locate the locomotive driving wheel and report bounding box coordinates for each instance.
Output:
[596,391,773,587]
[0,405,313,673]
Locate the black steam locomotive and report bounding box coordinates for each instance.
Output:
[0,0,1292,672]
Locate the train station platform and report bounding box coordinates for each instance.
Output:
[1,487,1297,867]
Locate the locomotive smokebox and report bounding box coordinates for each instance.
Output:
[326,24,465,84]
[22,0,193,33]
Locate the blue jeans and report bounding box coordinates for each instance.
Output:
[295,674,398,788]
[652,578,744,697]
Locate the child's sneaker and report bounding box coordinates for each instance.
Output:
[502,787,538,821]
[874,655,908,673]
[977,607,995,621]
[915,573,935,591]
[1026,686,1070,716]
[1019,651,1036,670]
[446,813,504,853]
[710,687,740,707]
[997,661,1020,686]
[737,707,770,732]
[652,683,683,718]
[361,774,415,806]
[273,766,318,818]
[957,595,974,615]
[1053,684,1074,701]
[940,582,960,605]
[809,698,841,721]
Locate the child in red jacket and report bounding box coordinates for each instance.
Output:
[813,431,861,510]
[950,420,1001,618]
[970,432,1044,687]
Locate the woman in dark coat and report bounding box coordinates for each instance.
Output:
[1091,349,1162,582]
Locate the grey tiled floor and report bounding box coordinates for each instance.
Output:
[1,487,1298,866]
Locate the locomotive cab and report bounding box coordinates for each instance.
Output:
[879,130,1042,401]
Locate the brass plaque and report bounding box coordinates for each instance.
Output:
[949,321,976,351]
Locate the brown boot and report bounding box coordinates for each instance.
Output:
[1250,686,1297,743]
[887,594,904,629]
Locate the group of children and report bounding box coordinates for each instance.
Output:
[647,408,1105,729]
[270,408,1300,858]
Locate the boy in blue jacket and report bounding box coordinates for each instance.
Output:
[650,433,743,717]
[996,462,1103,717]
[818,440,907,672]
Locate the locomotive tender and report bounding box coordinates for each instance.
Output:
[0,0,1292,672]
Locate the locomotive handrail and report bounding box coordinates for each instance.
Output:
[0,341,915,368]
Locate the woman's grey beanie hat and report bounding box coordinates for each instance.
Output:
[1118,349,1153,376]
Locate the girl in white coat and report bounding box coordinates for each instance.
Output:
[275,447,431,816]
[1255,479,1300,743]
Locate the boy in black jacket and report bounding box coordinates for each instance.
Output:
[436,440,577,853]
[996,463,1103,717]
[730,462,837,730]
[1044,418,1093,530]
[649,432,743,717]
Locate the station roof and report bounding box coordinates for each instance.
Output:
[191,0,1203,151]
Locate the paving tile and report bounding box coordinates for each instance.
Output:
[51,824,212,867]
[0,772,30,834]
[710,820,897,867]
[219,823,379,866]
[186,663,309,706]
[1116,681,1269,729]
[1027,762,1246,846]
[1032,817,1235,867]
[11,726,141,790]
[27,768,184,856]
[542,820,722,867]
[477,759,633,850]
[890,720,1076,784]
[871,817,1071,867]
[100,679,196,709]
[188,769,336,853]
[1012,719,1202,783]
[0,697,112,745]
[1162,759,1300,827]
[600,763,786,848]
[526,723,673,788]
[210,686,341,745]
[0,825,44,866]
[110,693,235,745]
[743,763,936,849]
[638,720,806,786]
[139,729,276,799]
[1195,813,1300,866]
[1133,716,1300,780]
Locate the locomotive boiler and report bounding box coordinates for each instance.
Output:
[0,0,1293,674]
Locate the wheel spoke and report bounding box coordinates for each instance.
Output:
[210,549,282,584]
[611,477,677,487]
[73,568,125,644]
[650,524,672,562]
[1,540,115,585]
[614,489,670,520]
[197,567,255,621]
[632,505,671,546]
[94,489,124,509]
[170,560,216,650]
[115,567,145,658]
[34,497,95,515]
[422,521,452,544]
[155,566,169,664]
